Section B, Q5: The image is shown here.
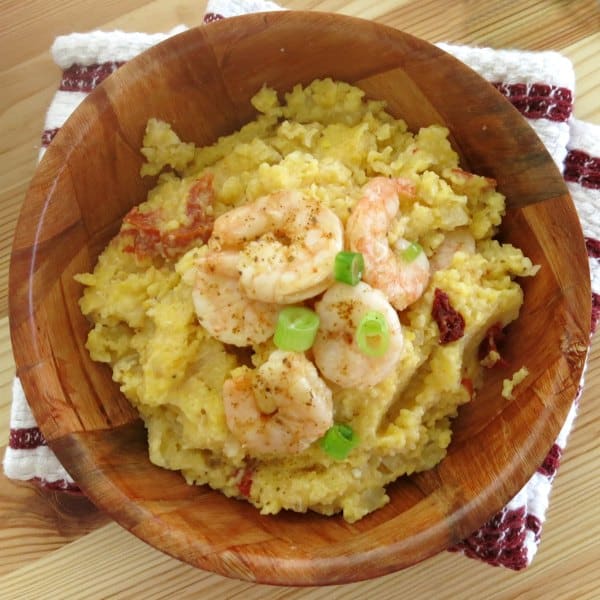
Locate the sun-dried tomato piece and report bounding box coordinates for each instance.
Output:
[187,173,214,216]
[123,205,158,229]
[237,466,253,498]
[479,322,509,367]
[121,173,215,259]
[461,377,474,397]
[122,206,162,257]
[432,288,465,344]
[163,174,215,253]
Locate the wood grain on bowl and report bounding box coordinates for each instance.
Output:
[9,11,590,585]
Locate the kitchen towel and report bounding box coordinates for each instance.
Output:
[4,0,600,572]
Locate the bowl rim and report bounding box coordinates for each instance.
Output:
[9,10,591,585]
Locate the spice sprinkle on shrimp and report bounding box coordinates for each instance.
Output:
[313,281,404,389]
[223,350,334,455]
[209,189,344,304]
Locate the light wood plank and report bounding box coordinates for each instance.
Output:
[1,0,599,596]
[0,318,15,443]
[0,0,153,70]
[561,33,600,123]
[0,476,110,578]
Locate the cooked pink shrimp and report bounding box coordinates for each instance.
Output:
[346,177,430,311]
[209,190,344,304]
[192,252,281,347]
[429,227,476,272]
[313,282,404,389]
[223,350,333,454]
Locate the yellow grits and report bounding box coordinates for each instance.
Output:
[76,79,538,523]
[502,366,530,400]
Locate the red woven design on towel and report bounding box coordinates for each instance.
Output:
[451,434,566,569]
[203,12,225,23]
[537,443,562,478]
[33,477,82,493]
[585,239,600,333]
[9,429,81,493]
[9,427,46,449]
[492,82,572,122]
[564,149,600,189]
[41,127,60,147]
[60,61,125,92]
[586,237,600,259]
[526,514,543,543]
[449,506,533,570]
[591,293,600,334]
[42,61,126,148]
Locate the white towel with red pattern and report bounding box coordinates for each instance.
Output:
[4,0,600,572]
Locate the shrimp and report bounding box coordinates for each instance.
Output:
[429,227,476,272]
[192,251,281,347]
[222,350,334,454]
[346,177,430,311]
[209,190,344,304]
[312,282,404,389]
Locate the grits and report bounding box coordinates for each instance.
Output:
[502,366,530,400]
[76,79,538,523]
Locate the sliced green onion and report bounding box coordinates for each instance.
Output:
[355,310,390,357]
[402,242,423,263]
[320,424,359,460]
[273,306,320,352]
[334,251,365,285]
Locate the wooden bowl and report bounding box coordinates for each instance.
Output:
[9,12,590,585]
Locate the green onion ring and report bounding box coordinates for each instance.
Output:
[273,306,320,352]
[355,310,390,357]
[401,242,423,263]
[334,251,365,285]
[320,424,359,460]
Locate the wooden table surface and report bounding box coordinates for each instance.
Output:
[1,1,599,598]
